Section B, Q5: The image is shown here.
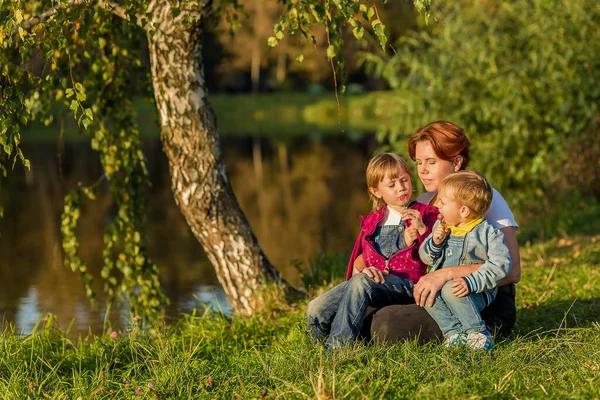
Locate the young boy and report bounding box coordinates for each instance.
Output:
[419,171,512,351]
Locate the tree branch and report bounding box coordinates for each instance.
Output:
[13,0,149,34]
[16,0,85,32]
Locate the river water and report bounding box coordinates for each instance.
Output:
[0,133,382,335]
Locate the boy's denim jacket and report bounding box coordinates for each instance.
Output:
[419,219,512,294]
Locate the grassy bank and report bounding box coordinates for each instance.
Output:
[23,92,399,143]
[1,233,599,399]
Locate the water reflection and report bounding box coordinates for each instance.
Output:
[0,134,377,335]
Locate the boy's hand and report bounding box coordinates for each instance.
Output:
[404,226,418,247]
[432,223,449,245]
[361,267,388,284]
[450,279,470,297]
[401,209,426,235]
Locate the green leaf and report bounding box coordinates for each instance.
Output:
[69,100,78,111]
[76,92,86,101]
[84,108,93,121]
[65,88,74,98]
[14,10,23,24]
[75,82,84,92]
[352,26,364,40]
[367,7,375,20]
[326,45,336,60]
[82,118,91,130]
[99,37,107,49]
[296,53,304,63]
[267,36,278,47]
[374,23,388,50]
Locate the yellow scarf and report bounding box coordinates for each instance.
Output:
[448,217,484,237]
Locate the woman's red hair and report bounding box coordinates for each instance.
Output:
[408,121,471,170]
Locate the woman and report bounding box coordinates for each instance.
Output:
[369,121,521,343]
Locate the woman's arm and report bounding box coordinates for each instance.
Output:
[498,226,521,285]
[414,227,520,305]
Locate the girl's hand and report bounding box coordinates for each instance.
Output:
[400,209,426,235]
[361,267,388,284]
[414,270,450,307]
[352,254,366,276]
[450,279,470,297]
[404,226,418,247]
[432,224,449,245]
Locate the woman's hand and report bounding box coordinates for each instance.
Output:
[361,267,388,284]
[401,209,427,235]
[413,269,450,307]
[415,264,482,306]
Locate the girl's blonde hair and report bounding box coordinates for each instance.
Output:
[366,153,412,211]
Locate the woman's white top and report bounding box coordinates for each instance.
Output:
[416,188,519,230]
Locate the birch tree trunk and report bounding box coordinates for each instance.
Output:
[146,1,284,314]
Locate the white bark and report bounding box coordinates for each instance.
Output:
[145,0,285,314]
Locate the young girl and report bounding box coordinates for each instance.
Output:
[306,153,439,348]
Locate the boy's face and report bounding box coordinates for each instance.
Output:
[436,187,466,226]
[370,167,412,212]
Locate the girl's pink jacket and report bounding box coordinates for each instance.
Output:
[345,202,440,282]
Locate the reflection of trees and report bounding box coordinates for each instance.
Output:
[1,135,375,330]
[227,136,372,283]
[0,142,107,331]
[0,141,219,332]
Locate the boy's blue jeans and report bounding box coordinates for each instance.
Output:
[306,273,414,348]
[425,281,490,337]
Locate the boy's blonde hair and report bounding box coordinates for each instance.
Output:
[366,153,412,211]
[439,170,493,217]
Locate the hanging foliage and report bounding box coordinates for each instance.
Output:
[1,0,432,319]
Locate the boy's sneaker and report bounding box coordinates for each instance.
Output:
[465,331,494,351]
[443,333,465,348]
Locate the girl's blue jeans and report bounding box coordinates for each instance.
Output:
[306,273,414,348]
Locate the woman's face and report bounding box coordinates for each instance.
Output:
[414,140,458,193]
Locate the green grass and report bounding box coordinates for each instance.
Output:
[1,233,599,399]
[22,92,400,143]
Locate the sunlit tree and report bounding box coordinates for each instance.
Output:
[0,0,431,317]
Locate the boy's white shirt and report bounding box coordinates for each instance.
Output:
[416,188,519,231]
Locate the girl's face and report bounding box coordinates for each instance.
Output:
[370,167,412,212]
[414,140,460,193]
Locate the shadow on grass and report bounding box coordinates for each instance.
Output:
[515,297,600,335]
